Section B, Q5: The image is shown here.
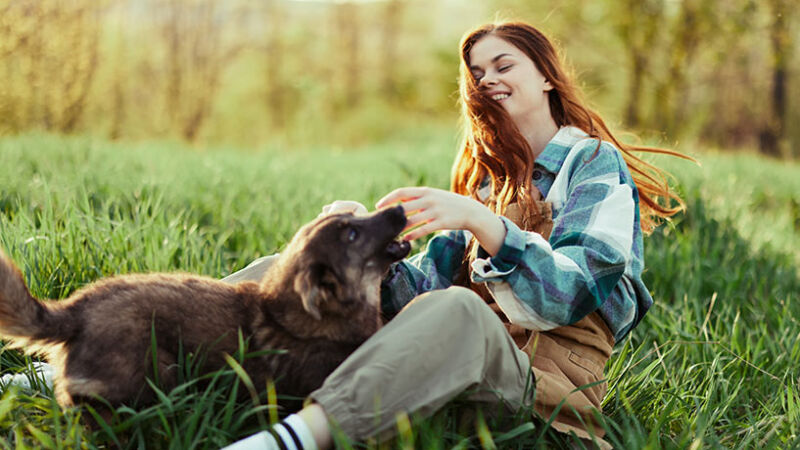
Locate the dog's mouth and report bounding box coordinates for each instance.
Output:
[384,239,411,261]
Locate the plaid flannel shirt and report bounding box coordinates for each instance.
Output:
[380,126,652,342]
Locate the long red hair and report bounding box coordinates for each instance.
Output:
[451,22,689,234]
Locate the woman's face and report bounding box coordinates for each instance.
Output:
[468,34,553,125]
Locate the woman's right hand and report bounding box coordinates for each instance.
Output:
[318,200,368,217]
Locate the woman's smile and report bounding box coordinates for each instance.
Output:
[489,92,511,101]
[468,35,553,129]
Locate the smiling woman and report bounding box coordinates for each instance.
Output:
[467,35,557,152]
[453,22,689,235]
[224,21,691,450]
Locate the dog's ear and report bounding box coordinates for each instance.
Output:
[293,263,340,320]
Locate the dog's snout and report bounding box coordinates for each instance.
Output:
[381,205,407,228]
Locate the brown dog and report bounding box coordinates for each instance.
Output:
[0,206,410,414]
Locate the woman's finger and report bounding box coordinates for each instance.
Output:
[403,209,435,231]
[395,197,430,216]
[402,221,439,241]
[317,203,332,218]
[375,187,428,209]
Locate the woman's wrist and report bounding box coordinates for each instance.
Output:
[467,201,507,256]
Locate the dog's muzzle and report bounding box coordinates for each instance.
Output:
[377,205,411,262]
[385,240,411,261]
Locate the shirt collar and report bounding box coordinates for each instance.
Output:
[534,126,589,173]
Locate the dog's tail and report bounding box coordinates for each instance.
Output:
[0,250,70,350]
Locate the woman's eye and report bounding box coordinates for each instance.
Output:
[498,65,512,72]
[346,228,358,242]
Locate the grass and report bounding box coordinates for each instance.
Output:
[0,132,798,449]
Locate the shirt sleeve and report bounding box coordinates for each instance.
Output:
[380,229,469,319]
[471,143,635,330]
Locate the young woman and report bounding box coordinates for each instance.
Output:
[224,21,686,450]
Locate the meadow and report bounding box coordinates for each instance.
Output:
[0,132,798,449]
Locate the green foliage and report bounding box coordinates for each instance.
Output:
[0,133,798,448]
[0,0,796,155]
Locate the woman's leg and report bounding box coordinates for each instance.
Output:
[310,285,533,440]
[223,286,532,449]
[220,254,279,284]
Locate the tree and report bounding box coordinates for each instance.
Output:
[263,0,287,129]
[652,0,715,138]
[0,0,100,133]
[159,0,243,141]
[381,0,405,101]
[334,1,361,109]
[760,0,793,157]
[616,0,664,128]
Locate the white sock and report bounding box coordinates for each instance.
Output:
[221,414,318,450]
[0,361,54,392]
[282,414,318,450]
[220,430,279,450]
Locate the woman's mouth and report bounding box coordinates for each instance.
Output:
[491,93,510,101]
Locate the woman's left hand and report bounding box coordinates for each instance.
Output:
[375,187,507,255]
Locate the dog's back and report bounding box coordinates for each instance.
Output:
[0,259,379,411]
[0,207,409,413]
[0,255,259,405]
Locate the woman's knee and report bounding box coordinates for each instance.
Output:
[416,286,495,323]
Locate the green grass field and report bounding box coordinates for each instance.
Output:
[0,133,798,449]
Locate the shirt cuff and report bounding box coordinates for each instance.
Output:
[380,263,413,316]
[471,216,527,280]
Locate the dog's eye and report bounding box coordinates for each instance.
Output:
[346,228,358,242]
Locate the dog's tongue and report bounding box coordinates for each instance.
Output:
[385,240,411,260]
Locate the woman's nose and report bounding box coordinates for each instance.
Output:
[479,74,497,88]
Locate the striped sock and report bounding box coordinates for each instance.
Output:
[222,414,318,450]
[281,414,318,450]
[220,430,279,450]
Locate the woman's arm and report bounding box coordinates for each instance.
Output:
[375,187,507,256]
[379,228,469,317]
[374,142,638,330]
[472,143,636,330]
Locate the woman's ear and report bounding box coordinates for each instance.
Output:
[543,80,554,92]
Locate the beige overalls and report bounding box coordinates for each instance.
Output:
[465,199,614,445]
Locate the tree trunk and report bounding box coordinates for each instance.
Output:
[336,2,360,108]
[163,0,183,127]
[61,5,100,133]
[653,0,709,138]
[381,0,403,101]
[760,0,791,157]
[265,0,286,129]
[617,0,663,129]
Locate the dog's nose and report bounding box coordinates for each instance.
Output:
[383,205,407,227]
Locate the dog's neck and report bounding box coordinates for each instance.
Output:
[255,281,381,343]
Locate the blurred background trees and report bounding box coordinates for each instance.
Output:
[0,0,796,156]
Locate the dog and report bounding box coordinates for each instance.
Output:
[0,206,410,416]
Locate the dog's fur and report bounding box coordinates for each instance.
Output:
[0,206,409,414]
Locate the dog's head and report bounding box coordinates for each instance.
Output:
[279,206,410,320]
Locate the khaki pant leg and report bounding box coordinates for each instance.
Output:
[310,286,533,440]
[220,254,279,284]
